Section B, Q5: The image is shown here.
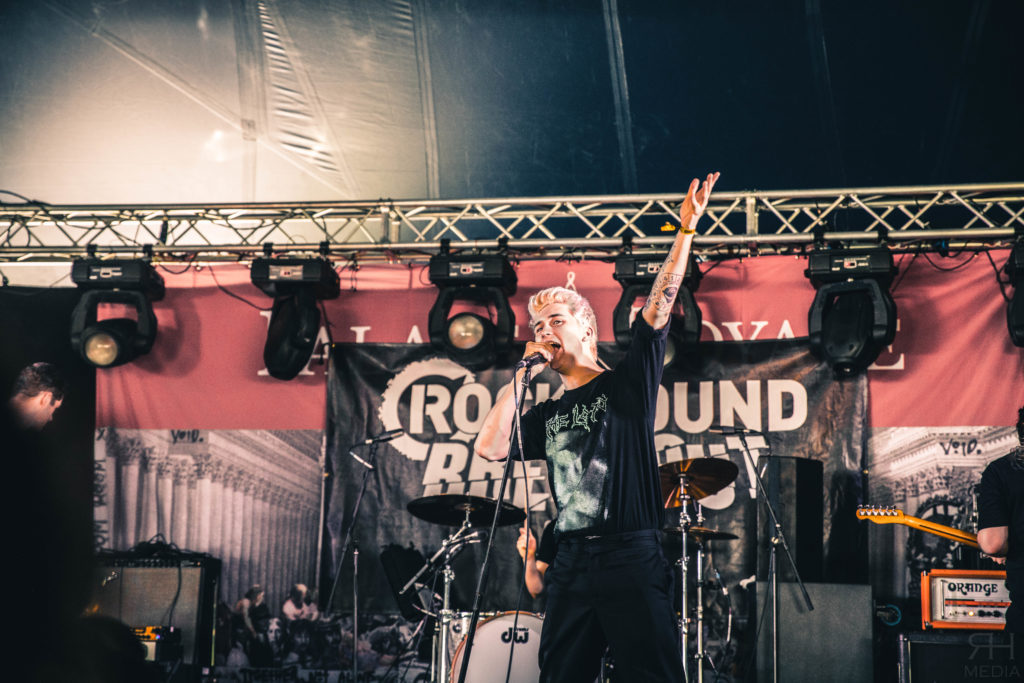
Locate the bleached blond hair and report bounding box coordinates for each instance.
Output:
[527,286,598,357]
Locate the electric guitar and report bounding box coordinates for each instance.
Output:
[855,505,979,549]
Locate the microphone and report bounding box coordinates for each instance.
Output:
[706,425,760,435]
[714,567,729,596]
[349,450,375,470]
[515,352,548,369]
[360,428,404,445]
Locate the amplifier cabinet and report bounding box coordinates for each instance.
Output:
[920,569,1008,630]
[756,456,824,583]
[755,582,872,683]
[91,555,220,668]
[899,632,1020,683]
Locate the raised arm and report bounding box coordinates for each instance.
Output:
[641,172,719,330]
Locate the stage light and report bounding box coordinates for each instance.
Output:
[428,251,517,370]
[251,257,340,380]
[804,246,897,376]
[70,259,165,368]
[1007,240,1024,346]
[447,313,487,350]
[612,254,702,363]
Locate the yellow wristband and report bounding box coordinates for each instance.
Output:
[661,222,697,235]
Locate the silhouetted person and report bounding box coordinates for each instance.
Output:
[3,363,115,682]
[977,406,1024,632]
[8,361,65,430]
[282,583,308,622]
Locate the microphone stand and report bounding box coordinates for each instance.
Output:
[325,437,381,680]
[352,541,359,683]
[735,431,812,683]
[454,367,530,683]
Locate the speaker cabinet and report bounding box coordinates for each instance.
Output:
[755,582,872,683]
[92,555,220,668]
[898,631,1020,683]
[757,456,823,583]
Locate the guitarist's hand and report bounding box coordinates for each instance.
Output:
[984,554,1007,565]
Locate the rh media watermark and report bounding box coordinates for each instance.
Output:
[964,633,1021,680]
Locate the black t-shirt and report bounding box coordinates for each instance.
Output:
[518,315,667,537]
[978,447,1024,571]
[537,520,557,565]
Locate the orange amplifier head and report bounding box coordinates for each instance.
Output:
[130,625,182,662]
[920,569,1009,630]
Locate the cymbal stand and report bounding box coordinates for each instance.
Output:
[678,477,691,683]
[434,556,455,683]
[677,475,707,683]
[399,512,479,683]
[438,511,477,683]
[677,473,715,683]
[693,504,708,683]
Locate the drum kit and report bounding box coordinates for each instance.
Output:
[402,492,536,682]
[399,455,739,683]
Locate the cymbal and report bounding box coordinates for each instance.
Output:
[407,494,526,528]
[663,526,738,542]
[659,458,739,507]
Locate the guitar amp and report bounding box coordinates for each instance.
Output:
[921,569,1009,630]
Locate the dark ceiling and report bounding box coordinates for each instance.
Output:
[0,0,1020,205]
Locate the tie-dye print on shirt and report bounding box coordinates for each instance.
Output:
[546,394,609,533]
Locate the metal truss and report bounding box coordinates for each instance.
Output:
[1,182,1022,263]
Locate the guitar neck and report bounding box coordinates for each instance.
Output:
[899,515,979,549]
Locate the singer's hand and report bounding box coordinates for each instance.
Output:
[679,172,720,229]
[518,342,555,374]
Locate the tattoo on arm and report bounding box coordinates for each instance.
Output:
[645,272,683,314]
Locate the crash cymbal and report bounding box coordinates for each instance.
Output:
[407,494,526,528]
[663,526,738,542]
[659,458,739,507]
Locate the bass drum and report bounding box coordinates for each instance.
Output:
[449,611,543,683]
[447,611,495,665]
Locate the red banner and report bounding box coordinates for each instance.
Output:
[97,252,1023,430]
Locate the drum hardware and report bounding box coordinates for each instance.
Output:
[710,565,733,647]
[659,458,739,509]
[659,457,739,683]
[407,493,527,528]
[404,494,526,683]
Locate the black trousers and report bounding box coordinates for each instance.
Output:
[539,529,685,683]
